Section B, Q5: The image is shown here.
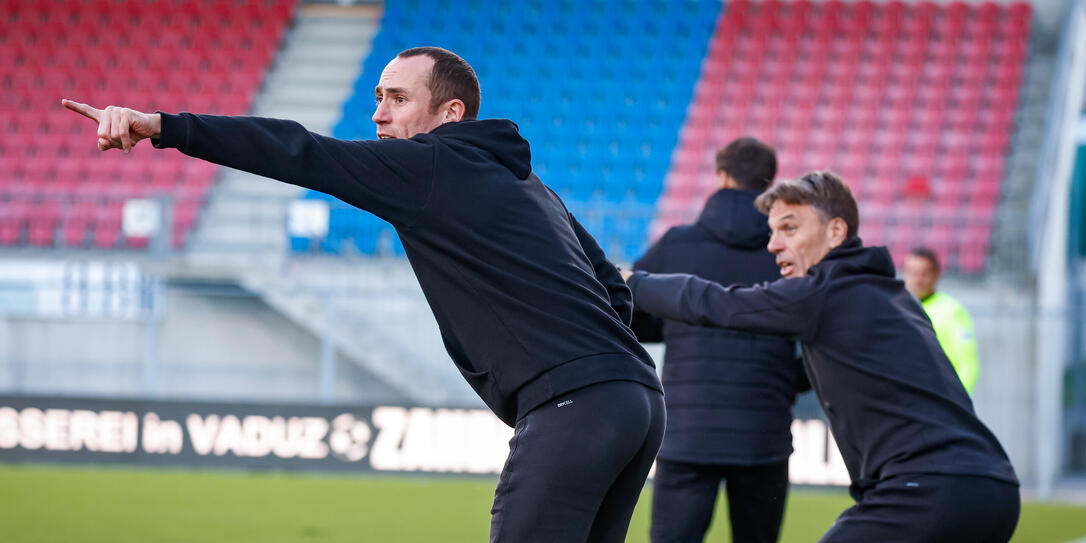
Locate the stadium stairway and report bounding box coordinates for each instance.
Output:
[240,259,482,407]
[172,4,473,406]
[185,3,380,262]
[989,30,1055,274]
[246,0,722,406]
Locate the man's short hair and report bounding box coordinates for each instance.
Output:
[715,137,777,192]
[754,171,860,238]
[397,46,481,120]
[909,247,941,273]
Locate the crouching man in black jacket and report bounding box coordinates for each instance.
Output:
[623,172,1018,542]
[64,46,664,543]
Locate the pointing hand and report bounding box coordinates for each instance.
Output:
[61,99,162,153]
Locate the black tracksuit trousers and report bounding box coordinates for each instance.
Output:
[489,380,666,543]
[650,458,790,543]
[821,473,1020,542]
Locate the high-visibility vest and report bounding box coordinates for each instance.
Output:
[922,292,979,394]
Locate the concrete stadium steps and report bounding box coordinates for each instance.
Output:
[187,4,380,257]
[255,12,378,132]
[240,259,482,408]
[990,33,1055,273]
[0,276,411,405]
[177,6,467,407]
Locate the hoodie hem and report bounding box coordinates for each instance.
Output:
[514,353,662,422]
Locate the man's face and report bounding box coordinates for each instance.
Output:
[766,202,841,278]
[903,254,939,299]
[372,55,446,140]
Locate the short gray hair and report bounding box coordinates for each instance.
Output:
[754,171,859,238]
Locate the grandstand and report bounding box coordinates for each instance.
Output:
[657,0,1031,272]
[1,0,1085,508]
[0,0,1039,270]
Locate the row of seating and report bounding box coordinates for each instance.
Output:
[0,0,295,250]
[6,0,293,25]
[726,0,1031,25]
[0,195,205,249]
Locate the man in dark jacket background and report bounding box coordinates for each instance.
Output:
[64,46,665,543]
[623,172,1019,543]
[633,138,807,543]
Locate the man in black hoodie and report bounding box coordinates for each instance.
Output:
[63,46,665,543]
[622,172,1019,542]
[632,138,806,543]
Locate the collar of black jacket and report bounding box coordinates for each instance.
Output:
[816,237,896,278]
[696,188,771,249]
[429,119,533,180]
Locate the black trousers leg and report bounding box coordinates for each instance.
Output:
[489,381,666,543]
[649,460,723,543]
[820,474,1020,543]
[722,460,790,543]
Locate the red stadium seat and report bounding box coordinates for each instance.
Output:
[0,201,30,245]
[27,200,59,246]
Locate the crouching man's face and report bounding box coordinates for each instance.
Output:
[766,201,847,278]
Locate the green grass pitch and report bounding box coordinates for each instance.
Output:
[1,464,1084,542]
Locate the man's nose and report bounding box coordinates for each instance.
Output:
[372,102,389,124]
[767,233,783,253]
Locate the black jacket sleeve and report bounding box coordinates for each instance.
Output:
[626,271,823,341]
[569,212,633,325]
[152,112,434,226]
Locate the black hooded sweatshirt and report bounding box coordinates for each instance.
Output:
[628,238,1017,490]
[153,114,662,426]
[632,189,806,465]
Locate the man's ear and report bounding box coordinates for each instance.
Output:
[442,99,466,123]
[718,172,735,189]
[827,217,848,248]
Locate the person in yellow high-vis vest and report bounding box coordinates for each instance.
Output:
[903,248,979,394]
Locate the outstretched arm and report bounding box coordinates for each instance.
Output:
[624,271,822,341]
[62,100,432,225]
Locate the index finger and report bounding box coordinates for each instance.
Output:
[61,99,101,122]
